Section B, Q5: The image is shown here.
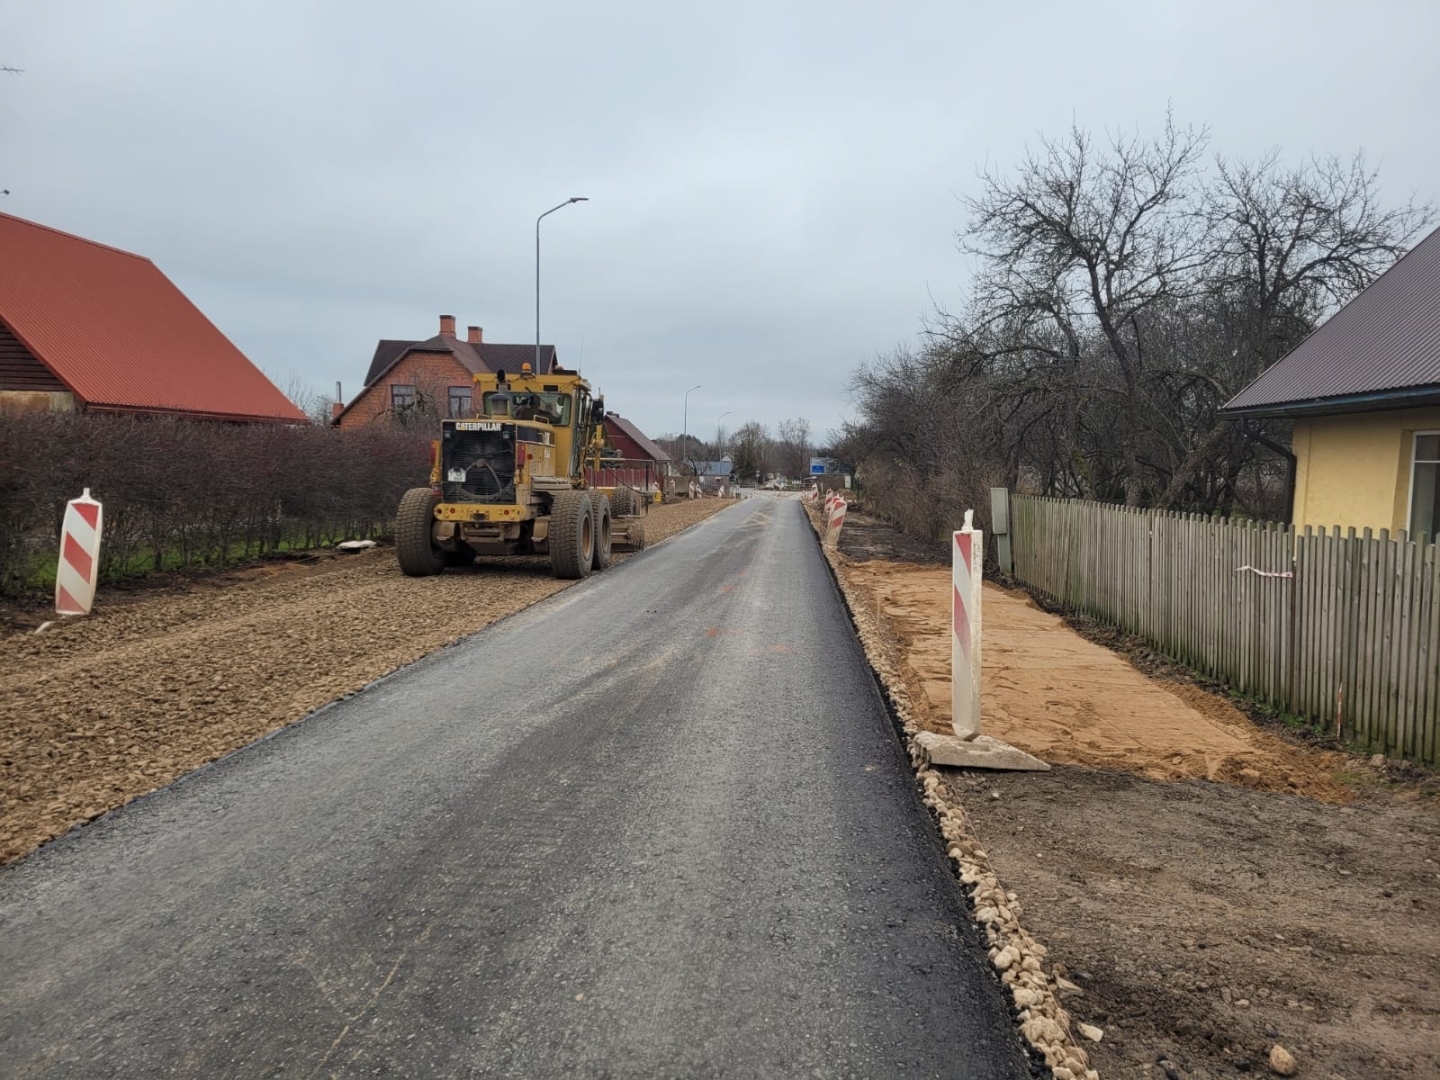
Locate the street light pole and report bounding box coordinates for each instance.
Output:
[716,410,731,454]
[682,384,703,478]
[536,197,588,372]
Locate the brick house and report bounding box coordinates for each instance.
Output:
[334,316,560,428]
[0,212,305,423]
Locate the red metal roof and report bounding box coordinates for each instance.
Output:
[604,414,671,462]
[0,212,306,423]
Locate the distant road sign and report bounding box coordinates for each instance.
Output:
[810,461,825,475]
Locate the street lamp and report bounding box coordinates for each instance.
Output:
[682,384,703,477]
[536,197,589,372]
[716,410,731,454]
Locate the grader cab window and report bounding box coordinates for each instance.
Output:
[485,391,571,425]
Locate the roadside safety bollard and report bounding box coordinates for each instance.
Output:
[951,509,983,738]
[56,488,103,616]
[824,496,847,548]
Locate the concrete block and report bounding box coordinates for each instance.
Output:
[915,731,1050,772]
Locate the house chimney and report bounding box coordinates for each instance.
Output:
[439,314,456,337]
[467,326,483,344]
[331,401,344,421]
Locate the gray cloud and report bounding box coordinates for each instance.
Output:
[6,1,1437,442]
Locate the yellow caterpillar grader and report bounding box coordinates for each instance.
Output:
[395,363,648,579]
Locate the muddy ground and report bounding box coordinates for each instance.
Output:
[0,497,733,866]
[833,511,1440,1080]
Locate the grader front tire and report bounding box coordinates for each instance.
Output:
[396,487,445,577]
[549,490,594,580]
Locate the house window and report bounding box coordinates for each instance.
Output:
[1410,432,1440,542]
[390,384,416,410]
[448,387,472,418]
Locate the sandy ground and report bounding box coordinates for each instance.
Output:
[831,511,1440,1080]
[843,560,1350,803]
[0,497,733,866]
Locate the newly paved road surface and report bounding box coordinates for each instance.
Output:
[0,497,1031,1078]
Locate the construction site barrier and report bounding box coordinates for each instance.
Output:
[824,496,847,548]
[56,488,103,616]
[952,511,983,738]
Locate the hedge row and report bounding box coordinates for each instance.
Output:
[0,411,432,596]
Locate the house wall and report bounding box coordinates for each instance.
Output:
[337,351,474,429]
[602,419,671,476]
[1292,405,1440,535]
[604,423,648,461]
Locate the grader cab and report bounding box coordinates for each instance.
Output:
[394,364,648,579]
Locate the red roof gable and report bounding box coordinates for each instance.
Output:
[0,213,305,423]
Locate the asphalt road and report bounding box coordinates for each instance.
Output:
[0,496,1032,1079]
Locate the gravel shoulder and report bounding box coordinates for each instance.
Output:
[0,498,733,866]
[828,510,1440,1079]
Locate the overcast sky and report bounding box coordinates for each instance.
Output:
[5,1,1438,443]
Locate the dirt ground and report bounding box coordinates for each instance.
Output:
[0,497,733,867]
[832,511,1440,1080]
[843,560,1352,803]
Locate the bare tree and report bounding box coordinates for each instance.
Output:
[775,417,812,479]
[270,369,336,426]
[1153,151,1432,507]
[730,422,772,484]
[846,115,1431,527]
[960,114,1210,505]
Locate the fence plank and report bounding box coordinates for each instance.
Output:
[1423,546,1440,765]
[1009,494,1438,765]
[1359,530,1379,748]
[1399,537,1419,760]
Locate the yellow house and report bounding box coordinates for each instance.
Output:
[1224,227,1440,542]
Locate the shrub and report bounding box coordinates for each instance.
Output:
[0,411,431,596]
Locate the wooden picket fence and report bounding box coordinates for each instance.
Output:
[1011,495,1440,766]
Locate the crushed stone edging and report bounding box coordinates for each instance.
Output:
[804,503,1101,1080]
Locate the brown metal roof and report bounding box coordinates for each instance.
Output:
[0,212,306,423]
[478,343,557,378]
[1224,226,1440,417]
[364,340,415,385]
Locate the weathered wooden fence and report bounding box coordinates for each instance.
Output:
[1011,495,1439,766]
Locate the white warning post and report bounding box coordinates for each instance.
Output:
[951,509,982,738]
[913,507,1049,771]
[824,493,847,548]
[56,488,103,617]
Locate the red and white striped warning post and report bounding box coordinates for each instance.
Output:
[56,488,103,617]
[824,495,848,548]
[912,507,1047,771]
[951,509,983,738]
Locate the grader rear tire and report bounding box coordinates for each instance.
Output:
[549,490,594,579]
[610,486,636,517]
[396,487,445,577]
[594,493,613,569]
[627,519,647,551]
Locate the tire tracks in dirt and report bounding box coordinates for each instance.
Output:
[0,499,732,866]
